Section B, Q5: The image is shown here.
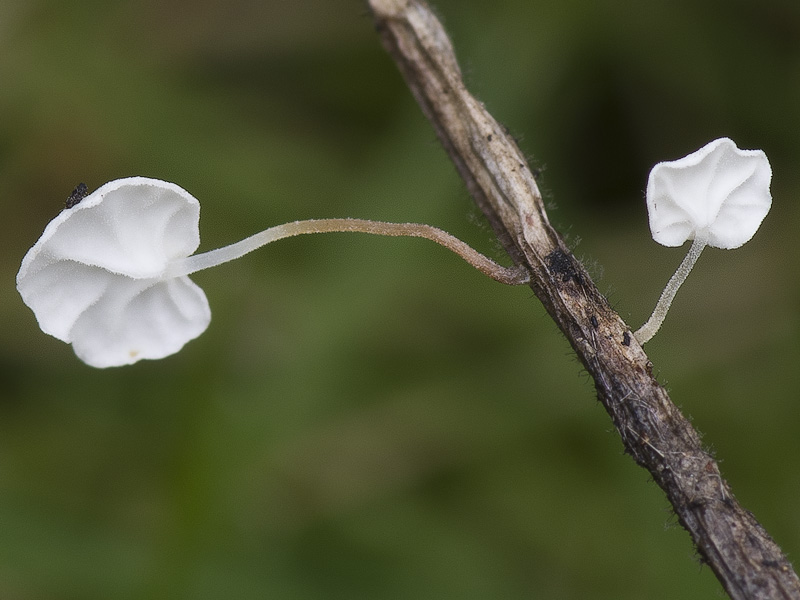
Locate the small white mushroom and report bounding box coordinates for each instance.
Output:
[634,137,772,344]
[18,177,529,367]
[17,178,211,368]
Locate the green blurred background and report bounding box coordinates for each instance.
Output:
[2,0,799,598]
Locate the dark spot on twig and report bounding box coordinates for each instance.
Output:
[65,183,89,209]
[486,134,492,141]
[590,315,598,329]
[688,497,708,509]
[545,248,582,285]
[622,332,631,346]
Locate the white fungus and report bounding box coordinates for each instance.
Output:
[18,177,529,367]
[17,178,211,368]
[634,138,772,344]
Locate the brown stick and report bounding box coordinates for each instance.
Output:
[366,1,800,598]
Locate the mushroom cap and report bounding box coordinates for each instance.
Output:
[17,177,211,368]
[646,137,772,249]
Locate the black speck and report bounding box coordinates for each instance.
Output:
[487,134,493,141]
[622,332,631,346]
[688,497,708,509]
[65,183,89,209]
[545,248,582,285]
[590,315,598,329]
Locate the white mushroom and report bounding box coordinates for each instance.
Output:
[17,178,210,368]
[18,177,529,367]
[634,137,772,344]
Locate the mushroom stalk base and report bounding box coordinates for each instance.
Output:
[169,218,530,286]
[634,234,708,345]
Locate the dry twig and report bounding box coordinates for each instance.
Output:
[366,1,799,598]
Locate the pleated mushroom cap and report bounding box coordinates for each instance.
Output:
[17,177,211,368]
[646,137,772,250]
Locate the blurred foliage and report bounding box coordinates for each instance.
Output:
[1,0,799,598]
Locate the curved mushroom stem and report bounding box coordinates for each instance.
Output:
[167,218,530,286]
[634,232,708,345]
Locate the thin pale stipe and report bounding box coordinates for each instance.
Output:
[168,218,530,286]
[634,233,707,344]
